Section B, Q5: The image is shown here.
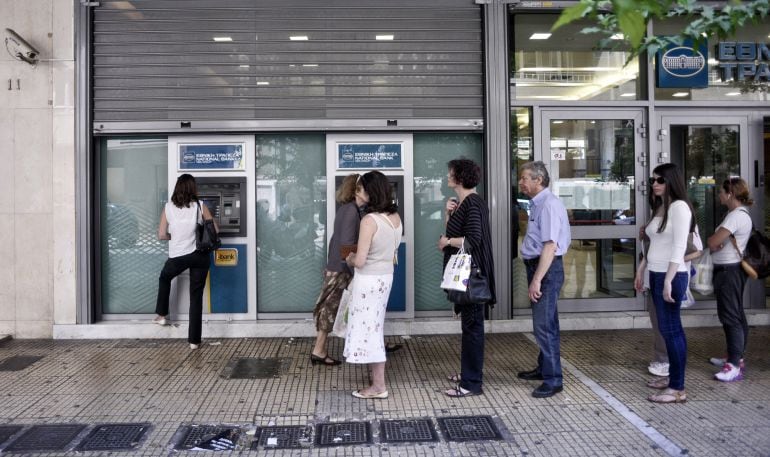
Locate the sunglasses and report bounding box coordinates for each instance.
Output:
[648,176,666,185]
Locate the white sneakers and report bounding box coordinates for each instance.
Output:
[648,361,670,377]
[715,362,743,382]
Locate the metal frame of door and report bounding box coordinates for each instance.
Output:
[536,108,647,311]
[655,111,757,308]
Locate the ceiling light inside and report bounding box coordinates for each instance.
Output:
[610,33,624,40]
[256,81,270,86]
[620,93,635,97]
[725,92,741,96]
[290,35,309,41]
[672,92,689,97]
[213,37,232,42]
[376,35,394,41]
[303,64,318,67]
[529,33,552,40]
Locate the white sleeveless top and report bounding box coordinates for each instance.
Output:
[356,213,401,275]
[165,201,201,258]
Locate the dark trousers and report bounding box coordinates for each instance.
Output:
[156,250,210,344]
[713,264,749,366]
[649,271,689,390]
[457,303,485,393]
[526,257,564,388]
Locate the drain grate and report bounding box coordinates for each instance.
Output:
[316,422,370,446]
[175,425,240,451]
[220,357,284,379]
[0,356,43,371]
[0,425,23,446]
[380,419,438,443]
[77,423,150,451]
[437,415,501,442]
[5,424,86,452]
[253,425,312,450]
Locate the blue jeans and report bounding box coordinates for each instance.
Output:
[526,257,564,388]
[649,271,689,390]
[457,303,485,393]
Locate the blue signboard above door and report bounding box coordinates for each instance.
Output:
[337,143,403,169]
[656,39,709,88]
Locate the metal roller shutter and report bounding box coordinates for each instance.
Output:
[91,0,483,131]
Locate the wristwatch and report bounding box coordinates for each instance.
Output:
[446,237,451,248]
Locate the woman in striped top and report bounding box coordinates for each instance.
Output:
[438,158,496,397]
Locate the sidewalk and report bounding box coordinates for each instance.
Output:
[0,327,768,456]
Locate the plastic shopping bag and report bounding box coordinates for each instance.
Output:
[440,245,472,292]
[690,248,714,296]
[332,285,352,337]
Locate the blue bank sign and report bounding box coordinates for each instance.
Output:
[656,41,708,88]
[716,42,770,81]
[337,143,403,169]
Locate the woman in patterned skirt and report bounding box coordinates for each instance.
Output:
[310,173,367,365]
[344,171,402,399]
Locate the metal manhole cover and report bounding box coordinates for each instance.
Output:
[76,423,150,451]
[380,419,438,443]
[220,357,285,379]
[0,356,43,371]
[252,425,312,449]
[437,416,501,442]
[315,422,370,446]
[175,425,240,451]
[0,425,23,445]
[5,424,86,452]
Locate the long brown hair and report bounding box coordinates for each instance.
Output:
[171,174,198,208]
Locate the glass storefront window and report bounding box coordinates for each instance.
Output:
[256,134,326,313]
[100,138,168,314]
[653,19,770,101]
[413,133,483,312]
[551,119,636,226]
[561,239,636,300]
[511,108,534,309]
[510,14,641,101]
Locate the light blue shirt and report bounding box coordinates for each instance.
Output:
[520,187,571,259]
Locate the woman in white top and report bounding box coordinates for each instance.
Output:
[344,171,402,399]
[155,174,217,349]
[706,178,753,382]
[634,163,695,403]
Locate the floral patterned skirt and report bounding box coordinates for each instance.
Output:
[313,269,353,333]
[343,273,393,364]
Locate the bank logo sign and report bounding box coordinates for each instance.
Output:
[656,40,709,88]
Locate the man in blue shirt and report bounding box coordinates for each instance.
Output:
[517,161,571,398]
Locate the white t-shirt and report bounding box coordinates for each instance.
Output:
[645,200,691,273]
[165,201,201,258]
[712,207,752,265]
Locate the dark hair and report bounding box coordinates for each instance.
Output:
[650,163,695,232]
[362,170,398,214]
[171,173,198,208]
[722,177,754,206]
[336,173,361,204]
[448,158,481,189]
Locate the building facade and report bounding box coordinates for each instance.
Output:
[1,0,768,338]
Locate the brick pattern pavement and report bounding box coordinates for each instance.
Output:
[0,328,767,456]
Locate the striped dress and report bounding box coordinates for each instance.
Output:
[442,193,496,306]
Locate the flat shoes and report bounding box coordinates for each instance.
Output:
[352,389,388,399]
[648,388,687,403]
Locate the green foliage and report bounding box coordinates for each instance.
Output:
[553,0,770,63]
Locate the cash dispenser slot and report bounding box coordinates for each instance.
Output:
[196,177,247,237]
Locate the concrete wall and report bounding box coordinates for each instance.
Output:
[0,0,76,337]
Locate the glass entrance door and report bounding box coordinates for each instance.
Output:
[528,109,646,312]
[657,112,750,307]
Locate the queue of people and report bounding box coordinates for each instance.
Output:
[153,161,756,404]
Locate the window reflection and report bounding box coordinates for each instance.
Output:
[510,14,641,101]
[561,239,636,299]
[550,120,636,226]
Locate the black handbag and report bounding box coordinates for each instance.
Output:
[446,258,492,305]
[195,202,221,253]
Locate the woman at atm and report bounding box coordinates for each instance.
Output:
[154,173,217,350]
[310,173,366,365]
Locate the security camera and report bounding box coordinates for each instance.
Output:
[4,28,40,65]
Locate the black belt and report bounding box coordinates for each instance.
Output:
[522,256,562,267]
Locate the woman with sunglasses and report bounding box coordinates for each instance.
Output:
[634,164,696,403]
[706,177,753,382]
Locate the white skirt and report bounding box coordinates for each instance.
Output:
[343,273,393,364]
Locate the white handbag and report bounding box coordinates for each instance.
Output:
[440,244,472,292]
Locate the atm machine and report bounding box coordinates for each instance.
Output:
[326,134,414,317]
[167,135,256,320]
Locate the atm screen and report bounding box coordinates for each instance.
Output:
[199,196,220,218]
